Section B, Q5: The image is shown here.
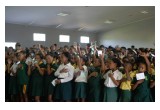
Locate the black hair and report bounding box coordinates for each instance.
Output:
[81,56,88,64]
[100,45,105,49]
[62,52,71,62]
[36,53,43,59]
[111,58,121,68]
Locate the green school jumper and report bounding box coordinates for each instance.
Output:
[31,62,45,96]
[87,66,101,102]
[8,75,17,95]
[132,73,153,102]
[17,61,29,94]
[44,62,59,97]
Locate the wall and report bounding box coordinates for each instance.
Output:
[97,18,155,48]
[5,23,96,48]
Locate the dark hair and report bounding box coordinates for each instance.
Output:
[81,56,88,64]
[36,53,43,59]
[111,58,121,67]
[62,52,71,62]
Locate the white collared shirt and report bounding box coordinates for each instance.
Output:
[74,65,88,83]
[54,63,74,83]
[10,62,18,76]
[103,69,122,87]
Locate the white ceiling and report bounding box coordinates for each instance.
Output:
[5,6,155,33]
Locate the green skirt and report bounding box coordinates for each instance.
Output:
[119,90,131,102]
[44,75,56,96]
[31,77,43,96]
[87,85,100,102]
[8,76,17,95]
[75,82,87,99]
[104,87,118,102]
[55,81,72,101]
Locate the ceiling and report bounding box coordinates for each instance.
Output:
[5,6,155,33]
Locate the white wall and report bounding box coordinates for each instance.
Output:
[97,18,155,48]
[5,23,96,48]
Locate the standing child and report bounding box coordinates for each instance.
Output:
[119,62,135,102]
[102,58,122,102]
[54,52,74,101]
[30,54,45,102]
[16,51,30,102]
[45,53,59,101]
[74,56,88,102]
[131,53,153,102]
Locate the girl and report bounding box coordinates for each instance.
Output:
[87,57,101,102]
[30,54,45,102]
[16,51,30,102]
[131,53,153,102]
[102,58,122,102]
[8,55,18,101]
[74,56,88,102]
[119,62,135,102]
[45,53,59,102]
[54,52,74,101]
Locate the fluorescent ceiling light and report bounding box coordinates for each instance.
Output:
[56,24,62,28]
[78,27,85,31]
[57,13,69,16]
[104,20,113,24]
[140,10,149,14]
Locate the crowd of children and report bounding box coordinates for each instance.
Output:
[5,42,155,102]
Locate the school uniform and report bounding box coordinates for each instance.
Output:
[54,63,74,101]
[103,69,122,102]
[44,61,59,98]
[31,61,45,97]
[17,61,29,94]
[119,71,136,102]
[150,68,155,101]
[8,63,18,95]
[132,72,153,102]
[74,65,88,99]
[87,66,101,102]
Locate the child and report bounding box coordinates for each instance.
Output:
[131,53,153,102]
[16,51,30,102]
[54,52,74,101]
[87,57,101,102]
[102,58,122,102]
[119,62,135,102]
[8,55,18,101]
[30,54,45,102]
[45,53,59,102]
[74,56,88,102]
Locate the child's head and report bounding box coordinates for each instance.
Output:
[93,58,101,67]
[109,58,121,70]
[80,56,88,66]
[61,52,71,64]
[46,53,54,64]
[17,51,26,61]
[124,62,133,72]
[35,54,43,63]
[138,62,147,73]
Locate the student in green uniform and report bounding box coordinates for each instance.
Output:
[119,62,136,102]
[102,57,122,102]
[17,51,30,102]
[45,53,59,102]
[131,53,153,102]
[54,52,74,101]
[31,54,45,102]
[8,55,18,101]
[87,57,101,102]
[74,56,88,102]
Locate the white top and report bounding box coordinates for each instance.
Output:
[74,65,88,83]
[10,63,18,76]
[54,63,74,83]
[103,69,122,87]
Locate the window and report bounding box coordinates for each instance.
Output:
[5,42,16,49]
[80,36,89,43]
[33,33,46,41]
[59,35,70,42]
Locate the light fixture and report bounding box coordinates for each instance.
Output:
[104,20,113,24]
[140,10,149,14]
[57,12,69,17]
[56,24,62,28]
[78,27,85,31]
